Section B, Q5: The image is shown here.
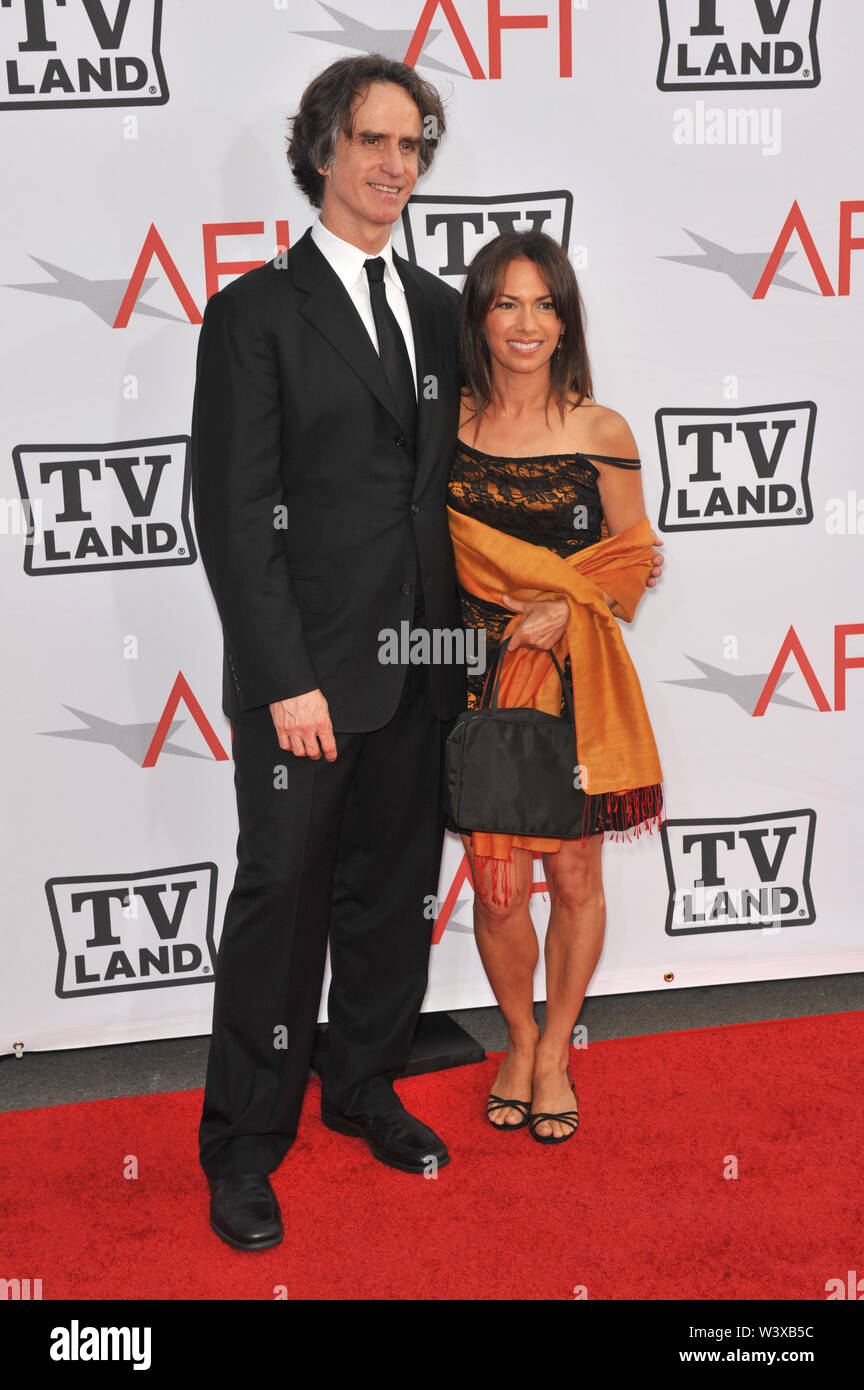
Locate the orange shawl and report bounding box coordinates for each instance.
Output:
[447,507,664,903]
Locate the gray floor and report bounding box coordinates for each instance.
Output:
[2,973,861,1112]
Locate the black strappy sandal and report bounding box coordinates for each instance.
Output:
[486,1094,532,1130]
[528,1070,579,1145]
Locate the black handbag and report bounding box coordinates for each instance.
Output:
[445,636,596,838]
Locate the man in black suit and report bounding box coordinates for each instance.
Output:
[190,56,465,1250]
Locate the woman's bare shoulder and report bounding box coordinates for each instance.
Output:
[566,400,639,460]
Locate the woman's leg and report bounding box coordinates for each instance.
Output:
[532,835,606,1137]
[461,836,540,1126]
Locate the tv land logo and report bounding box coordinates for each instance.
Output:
[0,0,168,110]
[46,863,218,997]
[657,0,821,91]
[656,402,814,530]
[12,435,196,574]
[661,809,815,935]
[401,191,572,282]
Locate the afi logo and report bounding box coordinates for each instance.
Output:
[662,809,816,935]
[658,0,821,90]
[663,199,864,299]
[46,863,218,997]
[656,402,814,530]
[13,436,195,574]
[1,0,168,109]
[755,624,864,714]
[298,0,577,80]
[401,191,572,283]
[756,199,864,298]
[8,220,292,327]
[44,672,230,766]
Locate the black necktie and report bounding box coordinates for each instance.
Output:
[364,257,417,446]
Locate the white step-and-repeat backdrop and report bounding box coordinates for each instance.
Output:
[2,1,861,1055]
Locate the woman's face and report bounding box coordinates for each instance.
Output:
[481,256,565,378]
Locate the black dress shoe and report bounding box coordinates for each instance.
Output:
[207,1172,284,1251]
[321,1099,450,1174]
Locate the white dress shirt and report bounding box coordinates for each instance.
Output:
[310,215,418,396]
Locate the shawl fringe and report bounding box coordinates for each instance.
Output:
[472,782,666,909]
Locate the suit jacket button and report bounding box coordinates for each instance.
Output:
[394,436,406,447]
[400,582,413,595]
[410,503,420,514]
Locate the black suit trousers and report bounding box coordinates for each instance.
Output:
[198,651,451,1177]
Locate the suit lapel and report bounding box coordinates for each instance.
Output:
[292,227,404,429]
[290,227,452,493]
[395,250,447,497]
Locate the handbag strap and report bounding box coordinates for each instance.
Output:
[481,635,575,721]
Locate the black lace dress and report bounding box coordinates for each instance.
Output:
[447,440,645,837]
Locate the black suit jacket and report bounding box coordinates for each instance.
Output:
[190,225,467,730]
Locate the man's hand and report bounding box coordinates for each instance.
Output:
[646,531,665,587]
[270,689,337,761]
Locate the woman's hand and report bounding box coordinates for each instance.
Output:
[646,532,664,587]
[499,593,570,651]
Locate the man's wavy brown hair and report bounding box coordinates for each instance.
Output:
[287,55,446,209]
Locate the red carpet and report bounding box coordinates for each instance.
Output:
[2,1013,862,1300]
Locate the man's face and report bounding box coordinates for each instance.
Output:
[317,81,423,247]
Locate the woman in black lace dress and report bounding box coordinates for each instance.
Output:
[448,230,664,1142]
